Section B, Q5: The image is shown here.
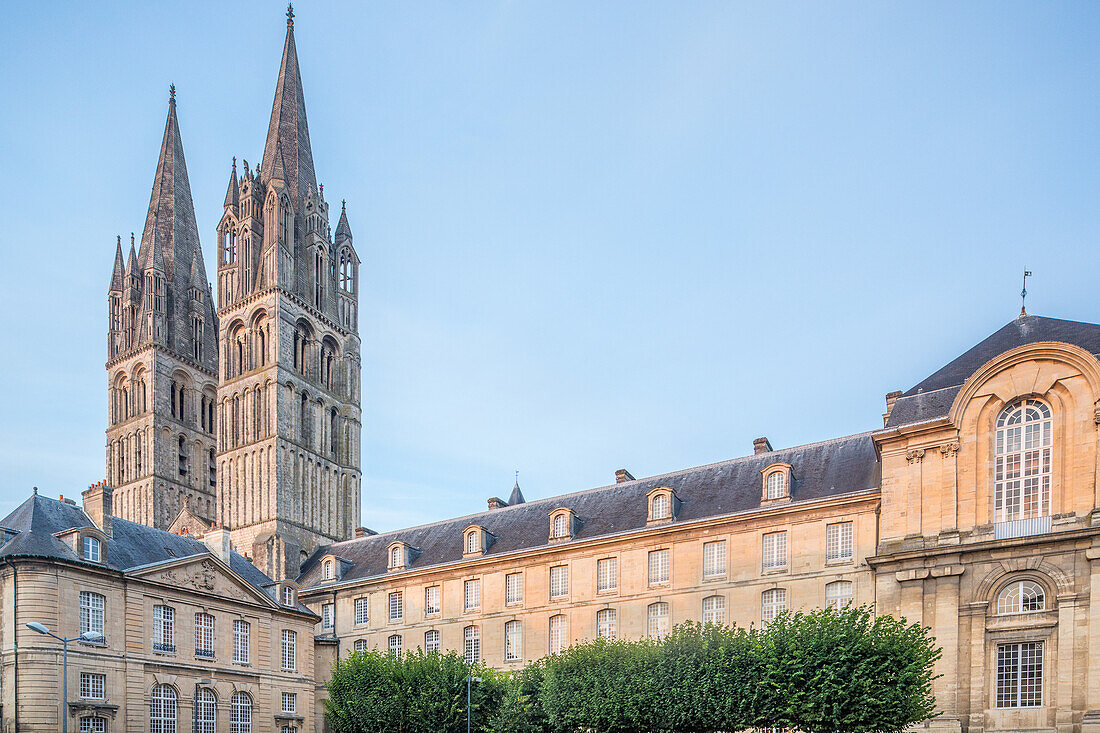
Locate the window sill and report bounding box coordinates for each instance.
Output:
[825,557,854,567]
[762,567,788,575]
[596,588,618,595]
[648,582,670,589]
[702,574,726,583]
[504,657,523,665]
[550,596,569,603]
[505,601,524,608]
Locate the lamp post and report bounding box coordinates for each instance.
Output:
[26,622,105,733]
[466,675,482,733]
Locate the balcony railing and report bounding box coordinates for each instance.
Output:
[152,641,176,653]
[195,648,215,659]
[995,515,1052,540]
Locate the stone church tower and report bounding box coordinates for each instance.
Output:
[105,89,220,531]
[214,8,362,579]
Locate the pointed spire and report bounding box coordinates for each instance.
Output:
[110,236,125,291]
[261,5,317,207]
[335,199,352,242]
[270,142,288,184]
[136,87,202,281]
[508,472,526,506]
[127,234,138,274]
[224,157,239,209]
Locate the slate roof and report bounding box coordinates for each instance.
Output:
[261,13,317,209]
[887,315,1100,428]
[298,432,880,587]
[0,493,312,614]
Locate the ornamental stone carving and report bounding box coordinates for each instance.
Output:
[906,448,926,464]
[939,441,960,457]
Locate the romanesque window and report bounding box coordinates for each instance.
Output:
[330,408,339,456]
[505,573,523,605]
[464,579,481,611]
[596,609,617,641]
[505,620,523,660]
[648,549,670,585]
[281,629,297,671]
[424,587,440,616]
[762,531,787,570]
[825,580,854,610]
[152,605,175,653]
[549,614,567,654]
[464,625,480,664]
[195,613,214,658]
[233,619,250,664]
[762,588,787,624]
[388,634,403,659]
[230,691,252,733]
[191,316,204,361]
[424,630,440,653]
[300,392,310,443]
[80,591,105,637]
[177,435,188,477]
[257,327,266,366]
[549,565,569,599]
[995,399,1053,522]
[208,449,216,489]
[597,558,617,592]
[997,580,1046,615]
[647,602,669,639]
[826,522,853,561]
[996,642,1043,708]
[80,672,105,699]
[194,688,216,733]
[150,683,177,733]
[356,597,370,624]
[82,536,101,563]
[703,541,726,578]
[388,591,403,621]
[322,603,334,630]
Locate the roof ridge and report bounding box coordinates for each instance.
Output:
[328,430,876,549]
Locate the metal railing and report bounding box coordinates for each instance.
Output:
[994,515,1052,540]
[152,641,176,653]
[195,647,215,659]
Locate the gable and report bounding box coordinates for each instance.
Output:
[128,555,276,609]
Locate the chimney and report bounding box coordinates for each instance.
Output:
[487,497,508,510]
[615,469,635,484]
[883,390,902,426]
[81,482,114,537]
[354,526,376,539]
[753,437,773,455]
[204,524,232,564]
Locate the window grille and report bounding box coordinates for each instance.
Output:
[425,587,441,616]
[281,692,296,715]
[230,691,252,733]
[355,597,370,625]
[549,566,569,599]
[390,547,401,568]
[596,609,617,640]
[825,522,853,561]
[424,630,440,653]
[80,591,105,637]
[762,532,787,570]
[466,531,480,553]
[464,579,481,611]
[233,619,250,664]
[995,400,1052,522]
[648,549,670,585]
[152,605,175,652]
[549,615,567,654]
[597,558,618,592]
[505,573,524,604]
[505,620,522,661]
[322,603,334,630]
[80,672,105,699]
[195,613,215,658]
[194,689,216,733]
[389,592,403,621]
[762,588,787,623]
[80,718,107,733]
[997,642,1043,708]
[464,626,480,664]
[766,471,787,499]
[354,639,369,652]
[281,630,296,671]
[702,595,726,624]
[825,580,854,610]
[388,634,403,658]
[648,602,670,639]
[150,683,177,733]
[997,580,1046,615]
[552,514,569,538]
[703,541,726,578]
[651,493,671,519]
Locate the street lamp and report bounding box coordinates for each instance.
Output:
[26,622,105,733]
[466,675,483,733]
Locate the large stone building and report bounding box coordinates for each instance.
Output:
[3,6,1100,733]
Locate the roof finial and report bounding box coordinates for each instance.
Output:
[341,198,346,212]
[1020,268,1032,317]
[232,155,237,170]
[169,83,176,104]
[515,470,520,485]
[117,234,121,246]
[286,2,294,26]
[131,232,135,246]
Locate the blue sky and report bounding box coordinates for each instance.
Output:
[1,2,1098,531]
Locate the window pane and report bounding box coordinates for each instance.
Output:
[703,541,726,578]
[648,602,669,639]
[597,558,618,591]
[505,573,524,604]
[762,532,787,570]
[826,522,853,561]
[464,579,480,611]
[995,400,1052,522]
[648,550,670,585]
[464,626,480,664]
[505,620,522,661]
[702,595,726,624]
[356,597,371,625]
[550,566,569,598]
[597,608,617,640]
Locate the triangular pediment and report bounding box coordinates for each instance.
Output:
[127,554,276,609]
[167,506,213,538]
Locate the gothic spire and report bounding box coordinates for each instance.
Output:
[261,7,317,208]
[136,87,201,281]
[110,236,125,291]
[126,234,138,274]
[508,476,526,506]
[335,199,352,242]
[224,157,239,209]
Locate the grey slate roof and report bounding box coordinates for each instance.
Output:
[261,15,317,209]
[887,315,1100,428]
[0,493,312,614]
[298,432,879,587]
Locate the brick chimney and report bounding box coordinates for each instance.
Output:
[883,390,902,426]
[615,469,635,484]
[81,482,114,537]
[354,526,377,539]
[753,437,773,455]
[204,523,232,564]
[487,497,508,510]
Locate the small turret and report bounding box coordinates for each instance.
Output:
[109,236,125,293]
[224,157,239,211]
[335,199,352,244]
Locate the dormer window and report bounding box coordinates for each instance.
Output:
[391,546,401,567]
[466,532,479,554]
[82,536,101,563]
[282,586,296,606]
[646,487,678,525]
[548,509,576,542]
[462,526,491,557]
[387,542,414,570]
[761,463,792,502]
[322,559,336,581]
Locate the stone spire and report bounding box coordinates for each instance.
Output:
[224,157,239,210]
[260,6,317,208]
[126,234,138,275]
[335,199,352,242]
[508,477,526,506]
[109,236,125,292]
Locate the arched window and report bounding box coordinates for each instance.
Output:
[178,435,188,477]
[463,625,480,664]
[647,602,669,639]
[552,514,569,538]
[330,408,339,456]
[997,579,1046,615]
[766,471,787,499]
[596,609,616,640]
[466,531,480,554]
[194,688,216,733]
[257,327,266,366]
[651,493,670,520]
[702,595,726,625]
[323,559,335,580]
[995,399,1052,522]
[388,634,403,658]
[762,588,787,624]
[390,546,402,568]
[82,536,101,563]
[300,392,310,442]
[549,614,567,654]
[79,718,107,733]
[230,691,252,733]
[150,683,178,733]
[825,580,854,610]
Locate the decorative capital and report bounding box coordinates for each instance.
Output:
[905,448,926,464]
[939,441,960,457]
[1093,402,1100,425]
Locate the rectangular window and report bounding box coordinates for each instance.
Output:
[464,579,481,611]
[79,591,105,637]
[322,603,334,630]
[281,692,297,715]
[648,602,670,639]
[388,591,403,621]
[464,626,480,664]
[505,620,522,661]
[355,597,370,626]
[549,615,567,654]
[425,630,440,653]
[80,719,106,733]
[826,522,853,561]
[997,642,1043,708]
[703,541,727,578]
[762,531,787,570]
[549,565,569,599]
[281,629,297,671]
[153,605,175,652]
[596,608,617,640]
[648,549,670,585]
[233,619,250,664]
[195,612,215,658]
[425,587,441,616]
[505,573,524,605]
[80,672,105,700]
[597,558,617,592]
[388,634,403,658]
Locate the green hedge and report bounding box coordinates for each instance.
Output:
[325,606,941,733]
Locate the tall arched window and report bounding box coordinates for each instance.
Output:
[995,399,1052,522]
[150,683,178,733]
[463,625,480,664]
[193,688,215,733]
[997,579,1046,615]
[230,691,252,733]
[552,514,569,538]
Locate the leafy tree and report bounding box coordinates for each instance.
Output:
[489,659,552,733]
